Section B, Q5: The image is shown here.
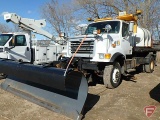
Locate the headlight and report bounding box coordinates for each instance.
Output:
[99,53,104,59]
[99,53,111,59]
[0,48,3,52]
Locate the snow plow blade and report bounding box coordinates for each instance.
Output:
[0,59,88,120]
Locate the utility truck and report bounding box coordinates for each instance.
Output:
[0,13,66,65]
[61,10,159,88]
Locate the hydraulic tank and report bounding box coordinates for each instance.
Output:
[134,26,151,47]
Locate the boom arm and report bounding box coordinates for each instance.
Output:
[4,13,55,40]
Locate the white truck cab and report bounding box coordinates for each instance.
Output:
[0,33,31,62]
[67,20,133,62]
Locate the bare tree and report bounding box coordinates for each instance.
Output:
[74,0,160,37]
[137,0,160,29]
[73,0,119,19]
[12,24,22,32]
[40,0,160,38]
[157,24,160,40]
[0,23,13,33]
[73,0,137,18]
[40,0,79,36]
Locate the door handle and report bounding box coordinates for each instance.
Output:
[26,47,29,51]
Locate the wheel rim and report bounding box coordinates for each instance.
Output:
[112,68,120,83]
[150,61,154,70]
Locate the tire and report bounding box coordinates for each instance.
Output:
[0,73,7,80]
[103,62,121,89]
[144,57,155,73]
[87,73,97,86]
[58,55,63,61]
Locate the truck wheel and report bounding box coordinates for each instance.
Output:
[103,62,121,89]
[144,57,155,73]
[0,73,7,80]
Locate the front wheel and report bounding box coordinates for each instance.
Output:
[103,62,121,89]
[0,73,7,80]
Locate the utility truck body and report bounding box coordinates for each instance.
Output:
[0,32,65,64]
[1,13,66,64]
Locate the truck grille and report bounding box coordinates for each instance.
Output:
[70,40,94,54]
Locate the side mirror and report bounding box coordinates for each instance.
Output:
[105,24,112,33]
[59,32,65,37]
[93,29,101,35]
[129,21,134,33]
[93,30,98,35]
[4,47,10,51]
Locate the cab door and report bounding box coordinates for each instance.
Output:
[121,22,132,55]
[8,35,31,62]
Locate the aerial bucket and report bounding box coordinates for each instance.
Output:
[0,59,88,120]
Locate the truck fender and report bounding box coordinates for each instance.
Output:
[110,52,125,63]
[110,53,125,74]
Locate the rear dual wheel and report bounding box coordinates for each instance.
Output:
[103,62,121,89]
[144,57,155,73]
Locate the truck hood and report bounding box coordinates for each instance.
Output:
[69,34,120,42]
[69,34,95,40]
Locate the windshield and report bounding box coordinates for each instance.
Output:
[85,21,120,35]
[0,34,13,46]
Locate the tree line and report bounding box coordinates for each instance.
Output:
[0,0,160,39]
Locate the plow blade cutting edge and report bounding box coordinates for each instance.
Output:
[0,59,88,120]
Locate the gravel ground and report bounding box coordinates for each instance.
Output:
[0,64,160,120]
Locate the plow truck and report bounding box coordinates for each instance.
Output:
[59,10,160,89]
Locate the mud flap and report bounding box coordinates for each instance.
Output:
[0,60,88,120]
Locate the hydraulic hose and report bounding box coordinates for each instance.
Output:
[64,35,88,76]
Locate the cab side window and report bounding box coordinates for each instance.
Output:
[15,35,27,46]
[122,23,129,37]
